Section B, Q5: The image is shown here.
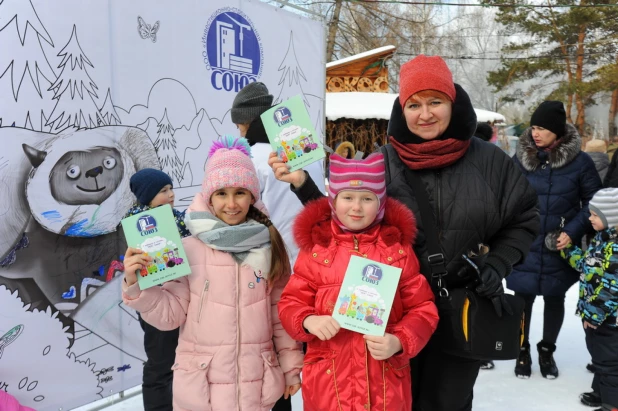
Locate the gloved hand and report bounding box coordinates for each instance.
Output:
[475,266,513,318]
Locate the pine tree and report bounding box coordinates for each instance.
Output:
[484,0,618,133]
[46,25,102,131]
[154,109,182,186]
[274,33,309,108]
[0,0,56,130]
[98,88,121,126]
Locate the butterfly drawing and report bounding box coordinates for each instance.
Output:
[138,16,160,43]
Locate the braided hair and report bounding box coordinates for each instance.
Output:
[247,205,290,287]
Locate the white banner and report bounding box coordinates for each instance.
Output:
[0,0,325,409]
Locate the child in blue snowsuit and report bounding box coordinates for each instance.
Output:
[562,187,618,411]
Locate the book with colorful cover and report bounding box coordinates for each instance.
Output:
[121,204,191,290]
[260,94,326,172]
[332,255,403,336]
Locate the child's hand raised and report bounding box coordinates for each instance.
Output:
[303,315,341,341]
[123,247,152,287]
[364,333,403,361]
[284,383,301,399]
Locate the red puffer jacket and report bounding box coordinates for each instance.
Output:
[279,197,438,411]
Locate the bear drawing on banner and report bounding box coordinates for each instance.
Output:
[0,126,160,314]
[0,127,158,411]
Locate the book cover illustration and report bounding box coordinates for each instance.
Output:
[332,255,403,336]
[121,204,191,290]
[260,94,326,172]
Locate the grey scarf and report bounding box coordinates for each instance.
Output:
[184,211,271,277]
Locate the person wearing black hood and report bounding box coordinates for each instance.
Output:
[267,55,539,411]
[507,101,602,380]
[474,122,494,142]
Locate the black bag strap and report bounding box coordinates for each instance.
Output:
[402,168,449,295]
[382,144,448,293]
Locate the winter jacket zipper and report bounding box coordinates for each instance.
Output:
[197,279,210,323]
[436,171,443,238]
[236,263,242,411]
[540,161,552,280]
[353,236,359,251]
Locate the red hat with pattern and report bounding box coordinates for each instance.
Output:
[328,152,386,231]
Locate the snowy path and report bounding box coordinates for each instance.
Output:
[73,285,592,410]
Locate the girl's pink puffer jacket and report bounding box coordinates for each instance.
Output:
[122,209,303,411]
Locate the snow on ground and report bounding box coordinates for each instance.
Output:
[73,285,592,411]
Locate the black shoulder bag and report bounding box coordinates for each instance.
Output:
[402,167,525,361]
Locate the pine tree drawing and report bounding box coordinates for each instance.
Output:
[0,0,56,130]
[98,88,121,126]
[46,25,101,131]
[154,109,182,186]
[273,32,309,108]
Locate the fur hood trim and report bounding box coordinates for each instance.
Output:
[293,197,417,251]
[517,123,582,171]
[26,127,159,237]
[335,141,356,159]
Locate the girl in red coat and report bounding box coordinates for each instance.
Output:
[278,152,438,411]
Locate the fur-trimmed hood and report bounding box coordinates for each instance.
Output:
[517,123,582,171]
[24,127,160,237]
[293,196,417,251]
[335,141,356,159]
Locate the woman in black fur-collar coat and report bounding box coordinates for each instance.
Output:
[508,101,602,380]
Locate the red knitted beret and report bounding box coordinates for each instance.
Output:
[398,55,456,106]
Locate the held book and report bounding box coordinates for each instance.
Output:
[260,94,326,172]
[332,255,403,336]
[121,204,191,290]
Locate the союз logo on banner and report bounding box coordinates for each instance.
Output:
[202,8,263,92]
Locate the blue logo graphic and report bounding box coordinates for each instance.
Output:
[274,107,292,126]
[137,215,158,236]
[362,264,383,285]
[202,8,263,92]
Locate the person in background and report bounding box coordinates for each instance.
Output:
[585,139,610,181]
[279,152,438,410]
[561,188,618,411]
[604,136,618,188]
[474,122,494,142]
[126,168,190,411]
[122,137,303,411]
[231,81,325,270]
[508,101,602,380]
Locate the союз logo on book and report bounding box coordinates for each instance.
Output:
[202,8,263,92]
[274,106,293,126]
[137,215,158,236]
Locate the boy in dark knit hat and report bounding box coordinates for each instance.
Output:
[125,167,189,411]
[561,188,618,411]
[127,168,189,237]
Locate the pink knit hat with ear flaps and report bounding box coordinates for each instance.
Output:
[202,137,261,206]
[328,152,387,232]
[399,55,456,106]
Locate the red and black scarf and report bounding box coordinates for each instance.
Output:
[390,137,470,170]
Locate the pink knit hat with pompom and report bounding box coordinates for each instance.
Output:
[202,136,260,202]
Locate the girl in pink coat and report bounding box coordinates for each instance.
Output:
[122,137,303,411]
